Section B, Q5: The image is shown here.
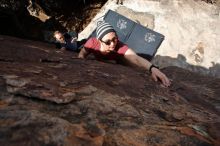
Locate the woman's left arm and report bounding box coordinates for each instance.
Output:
[124,48,171,87]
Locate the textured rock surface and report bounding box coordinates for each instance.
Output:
[0,0,106,41]
[0,35,220,146]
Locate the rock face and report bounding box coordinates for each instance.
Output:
[0,35,220,146]
[0,0,106,41]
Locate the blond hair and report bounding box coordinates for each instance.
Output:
[53,31,62,38]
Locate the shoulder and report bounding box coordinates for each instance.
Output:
[84,37,100,49]
[116,41,129,55]
[63,33,71,39]
[68,31,78,38]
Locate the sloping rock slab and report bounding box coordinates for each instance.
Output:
[0,108,104,146]
[0,35,220,145]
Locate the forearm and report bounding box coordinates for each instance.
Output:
[124,49,152,71]
[133,55,152,70]
[78,47,88,58]
[60,47,66,51]
[124,49,170,87]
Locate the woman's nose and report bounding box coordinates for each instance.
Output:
[110,41,116,46]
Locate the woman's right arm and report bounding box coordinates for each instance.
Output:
[78,47,89,58]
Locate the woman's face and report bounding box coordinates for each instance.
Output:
[100,32,118,54]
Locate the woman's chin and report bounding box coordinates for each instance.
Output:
[102,51,109,55]
[102,49,114,54]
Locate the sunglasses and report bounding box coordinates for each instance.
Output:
[101,37,118,45]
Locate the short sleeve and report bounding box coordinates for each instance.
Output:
[84,38,100,52]
[117,41,129,55]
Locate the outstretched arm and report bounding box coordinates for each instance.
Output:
[124,48,171,87]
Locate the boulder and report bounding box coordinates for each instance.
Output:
[0,35,219,145]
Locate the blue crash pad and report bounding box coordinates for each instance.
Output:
[89,10,165,60]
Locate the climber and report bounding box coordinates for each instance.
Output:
[78,22,171,87]
[53,31,87,52]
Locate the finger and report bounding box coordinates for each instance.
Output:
[164,77,171,87]
[161,78,168,87]
[152,74,158,82]
[165,76,171,85]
